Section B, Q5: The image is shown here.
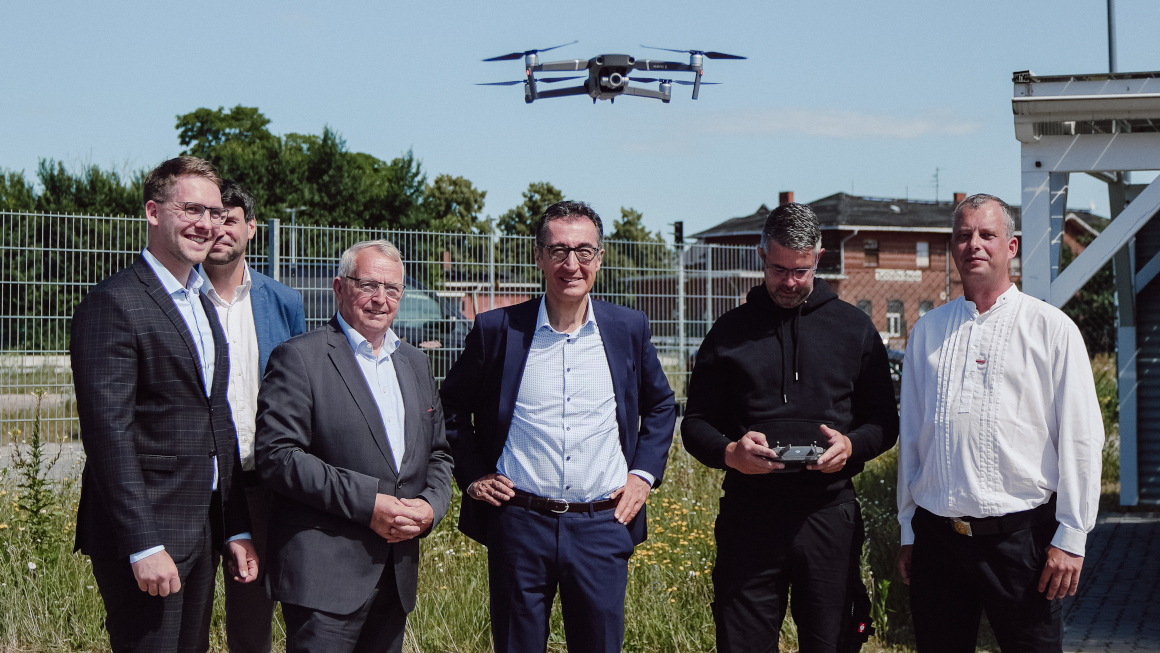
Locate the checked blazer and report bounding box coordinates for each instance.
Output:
[71,255,251,561]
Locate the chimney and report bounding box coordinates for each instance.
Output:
[953,192,966,205]
[779,191,794,206]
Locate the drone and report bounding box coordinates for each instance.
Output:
[479,42,745,104]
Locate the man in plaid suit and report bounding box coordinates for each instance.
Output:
[71,156,258,652]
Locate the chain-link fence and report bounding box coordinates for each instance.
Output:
[1,211,1120,447]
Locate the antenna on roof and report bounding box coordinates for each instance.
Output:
[932,167,940,203]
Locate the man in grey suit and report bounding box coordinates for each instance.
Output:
[255,239,453,653]
[200,179,306,653]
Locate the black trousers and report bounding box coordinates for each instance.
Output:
[222,484,276,653]
[281,553,406,653]
[90,519,218,653]
[712,500,865,653]
[909,507,1063,653]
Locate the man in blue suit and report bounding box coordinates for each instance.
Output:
[200,180,307,653]
[441,200,676,653]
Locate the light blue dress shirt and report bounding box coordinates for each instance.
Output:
[336,313,407,471]
[498,298,654,502]
[133,249,248,564]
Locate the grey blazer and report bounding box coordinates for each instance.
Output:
[255,316,453,615]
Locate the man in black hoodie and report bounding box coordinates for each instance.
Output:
[683,202,899,653]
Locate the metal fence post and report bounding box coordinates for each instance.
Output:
[488,231,496,313]
[677,242,687,373]
[706,243,715,324]
[268,218,281,282]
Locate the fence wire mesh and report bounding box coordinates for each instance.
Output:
[1,211,1119,447]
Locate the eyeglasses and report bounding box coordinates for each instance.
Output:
[345,276,405,300]
[540,245,601,264]
[171,201,230,225]
[765,254,819,282]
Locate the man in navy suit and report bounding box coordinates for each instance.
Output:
[199,179,306,653]
[441,200,676,653]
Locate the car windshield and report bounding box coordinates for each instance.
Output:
[396,289,443,327]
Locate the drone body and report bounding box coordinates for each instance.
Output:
[480,43,744,104]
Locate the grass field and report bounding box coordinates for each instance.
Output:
[0,439,917,652]
[0,351,1124,651]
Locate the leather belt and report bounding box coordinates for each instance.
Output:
[510,489,618,515]
[929,494,1057,537]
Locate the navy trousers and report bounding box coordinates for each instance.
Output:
[486,503,635,653]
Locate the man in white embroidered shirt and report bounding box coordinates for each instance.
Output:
[896,193,1104,652]
[441,200,677,653]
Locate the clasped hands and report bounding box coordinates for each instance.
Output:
[724,424,852,475]
[467,472,650,525]
[370,494,433,543]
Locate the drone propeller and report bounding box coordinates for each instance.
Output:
[639,45,746,60]
[483,41,578,62]
[477,76,583,86]
[628,77,720,86]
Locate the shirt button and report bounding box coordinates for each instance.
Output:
[567,397,571,402]
[566,485,571,490]
[566,427,571,431]
[566,456,571,461]
[566,368,571,372]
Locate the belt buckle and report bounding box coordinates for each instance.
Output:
[952,518,973,536]
[548,499,569,514]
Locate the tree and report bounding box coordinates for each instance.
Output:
[1059,240,1115,355]
[423,174,488,233]
[497,182,564,237]
[0,170,36,211]
[610,207,664,243]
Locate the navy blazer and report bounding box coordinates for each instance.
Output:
[441,297,676,546]
[247,268,307,375]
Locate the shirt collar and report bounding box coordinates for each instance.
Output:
[141,248,203,296]
[964,283,1020,320]
[335,311,400,360]
[197,263,253,307]
[535,296,598,335]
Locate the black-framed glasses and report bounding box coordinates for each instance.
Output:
[765,254,819,282]
[345,276,405,300]
[539,245,601,263]
[171,201,230,225]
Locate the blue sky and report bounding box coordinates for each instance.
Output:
[2,0,1158,238]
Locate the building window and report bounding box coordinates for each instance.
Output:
[1010,256,1021,277]
[916,241,930,268]
[863,239,879,267]
[886,299,905,337]
[856,299,873,319]
[919,300,933,317]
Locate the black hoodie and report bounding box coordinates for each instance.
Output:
[682,278,899,509]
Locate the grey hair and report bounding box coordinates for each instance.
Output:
[953,194,1016,239]
[338,240,404,278]
[759,202,822,253]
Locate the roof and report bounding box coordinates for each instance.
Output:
[691,192,1145,240]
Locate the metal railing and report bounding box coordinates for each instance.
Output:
[0,212,781,443]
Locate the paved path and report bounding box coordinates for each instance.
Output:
[1064,512,1160,653]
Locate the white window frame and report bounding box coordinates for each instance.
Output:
[916,241,930,268]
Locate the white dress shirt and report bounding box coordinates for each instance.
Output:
[336,313,407,471]
[897,285,1104,556]
[135,250,248,564]
[498,298,653,503]
[199,265,261,471]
